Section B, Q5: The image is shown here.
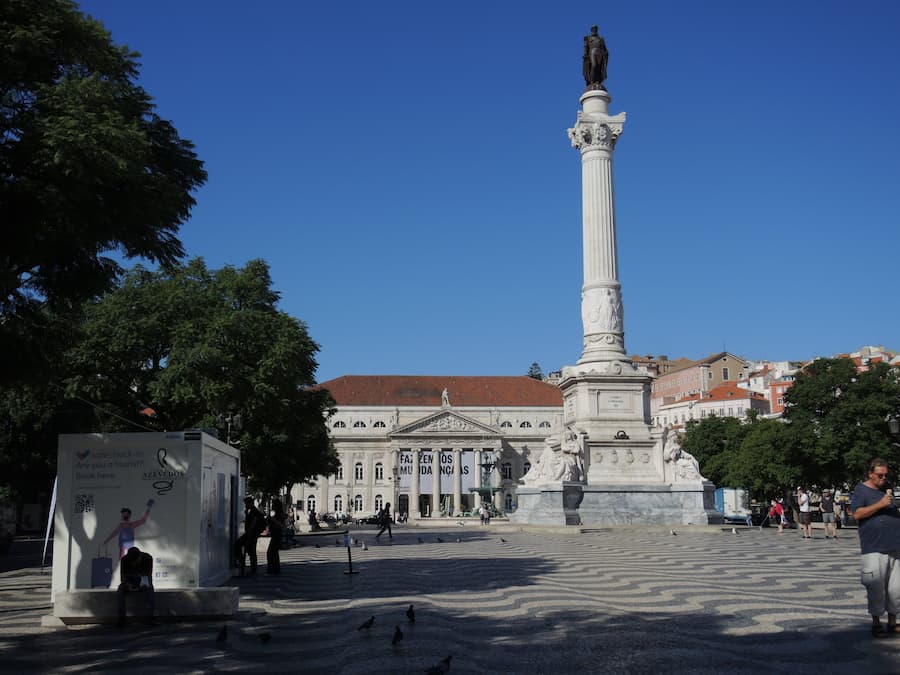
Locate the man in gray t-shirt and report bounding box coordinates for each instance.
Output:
[850,458,900,637]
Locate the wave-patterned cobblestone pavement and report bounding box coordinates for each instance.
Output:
[1,527,898,673]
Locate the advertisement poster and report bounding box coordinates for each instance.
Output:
[398,451,476,494]
[53,432,239,594]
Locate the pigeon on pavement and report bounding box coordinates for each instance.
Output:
[436,537,444,543]
[406,604,415,624]
[392,625,404,645]
[358,616,375,631]
[500,538,507,543]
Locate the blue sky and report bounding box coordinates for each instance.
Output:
[78,0,900,383]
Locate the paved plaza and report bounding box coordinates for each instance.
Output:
[1,525,898,674]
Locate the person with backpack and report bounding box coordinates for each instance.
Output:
[375,502,392,539]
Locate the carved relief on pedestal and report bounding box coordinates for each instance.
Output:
[582,287,623,334]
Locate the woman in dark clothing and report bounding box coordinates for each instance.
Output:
[375,502,392,539]
[266,501,285,574]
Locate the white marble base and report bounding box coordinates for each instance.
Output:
[510,482,722,527]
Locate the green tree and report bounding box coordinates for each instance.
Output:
[526,362,543,380]
[1,0,206,383]
[783,358,900,487]
[64,258,338,495]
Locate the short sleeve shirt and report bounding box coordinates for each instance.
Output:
[850,482,900,555]
[799,493,810,513]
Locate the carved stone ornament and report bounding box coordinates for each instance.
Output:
[625,449,634,464]
[567,120,624,151]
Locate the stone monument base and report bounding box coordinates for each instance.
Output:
[510,482,722,527]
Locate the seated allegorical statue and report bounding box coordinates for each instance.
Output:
[661,426,703,482]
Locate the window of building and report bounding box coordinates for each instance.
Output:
[501,462,512,480]
[353,495,363,512]
[374,421,386,428]
[353,421,366,428]
[334,495,343,513]
[519,421,532,428]
[336,464,343,480]
[500,421,512,428]
[375,463,383,480]
[333,420,346,428]
[307,496,316,513]
[701,410,706,418]
[728,407,733,416]
[523,461,531,475]
[777,397,784,405]
[504,493,513,510]
[708,372,713,379]
[354,463,363,481]
[722,367,729,380]
[538,421,551,429]
[374,494,383,512]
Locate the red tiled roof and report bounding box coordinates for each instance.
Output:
[703,381,767,402]
[318,376,564,407]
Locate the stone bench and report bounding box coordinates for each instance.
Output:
[51,587,239,625]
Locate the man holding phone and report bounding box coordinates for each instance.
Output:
[851,458,900,637]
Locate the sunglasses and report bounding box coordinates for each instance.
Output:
[872,472,889,478]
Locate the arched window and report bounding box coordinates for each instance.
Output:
[353,495,363,512]
[501,462,512,480]
[374,494,384,512]
[334,495,343,513]
[375,463,384,480]
[500,421,512,428]
[306,496,316,513]
[538,421,551,429]
[353,421,366,428]
[336,464,344,480]
[333,420,346,428]
[519,421,532,428]
[504,493,513,510]
[354,463,363,480]
[523,461,531,475]
[373,421,386,428]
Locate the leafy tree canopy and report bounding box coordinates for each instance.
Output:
[0,0,206,383]
[682,357,900,501]
[62,258,338,496]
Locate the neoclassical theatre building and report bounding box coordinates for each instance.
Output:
[290,376,564,519]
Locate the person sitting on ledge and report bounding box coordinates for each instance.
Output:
[117,546,155,627]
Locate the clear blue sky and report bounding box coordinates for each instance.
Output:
[78,0,900,383]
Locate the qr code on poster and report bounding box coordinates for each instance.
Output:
[74,494,94,513]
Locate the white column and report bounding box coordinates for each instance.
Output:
[568,90,628,365]
[410,449,421,519]
[452,448,462,517]
[432,449,442,517]
[492,448,503,512]
[474,449,483,490]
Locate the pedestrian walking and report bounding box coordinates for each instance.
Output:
[769,499,786,533]
[850,457,900,638]
[797,486,812,539]
[266,500,284,575]
[375,502,392,539]
[821,489,838,539]
[234,497,266,576]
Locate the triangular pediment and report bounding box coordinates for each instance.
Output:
[390,410,500,437]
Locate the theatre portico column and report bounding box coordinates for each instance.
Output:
[452,448,462,517]
[492,448,503,512]
[410,449,421,519]
[432,449,442,517]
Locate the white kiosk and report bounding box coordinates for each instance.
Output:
[50,431,241,623]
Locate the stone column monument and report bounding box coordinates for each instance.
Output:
[511,26,720,527]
